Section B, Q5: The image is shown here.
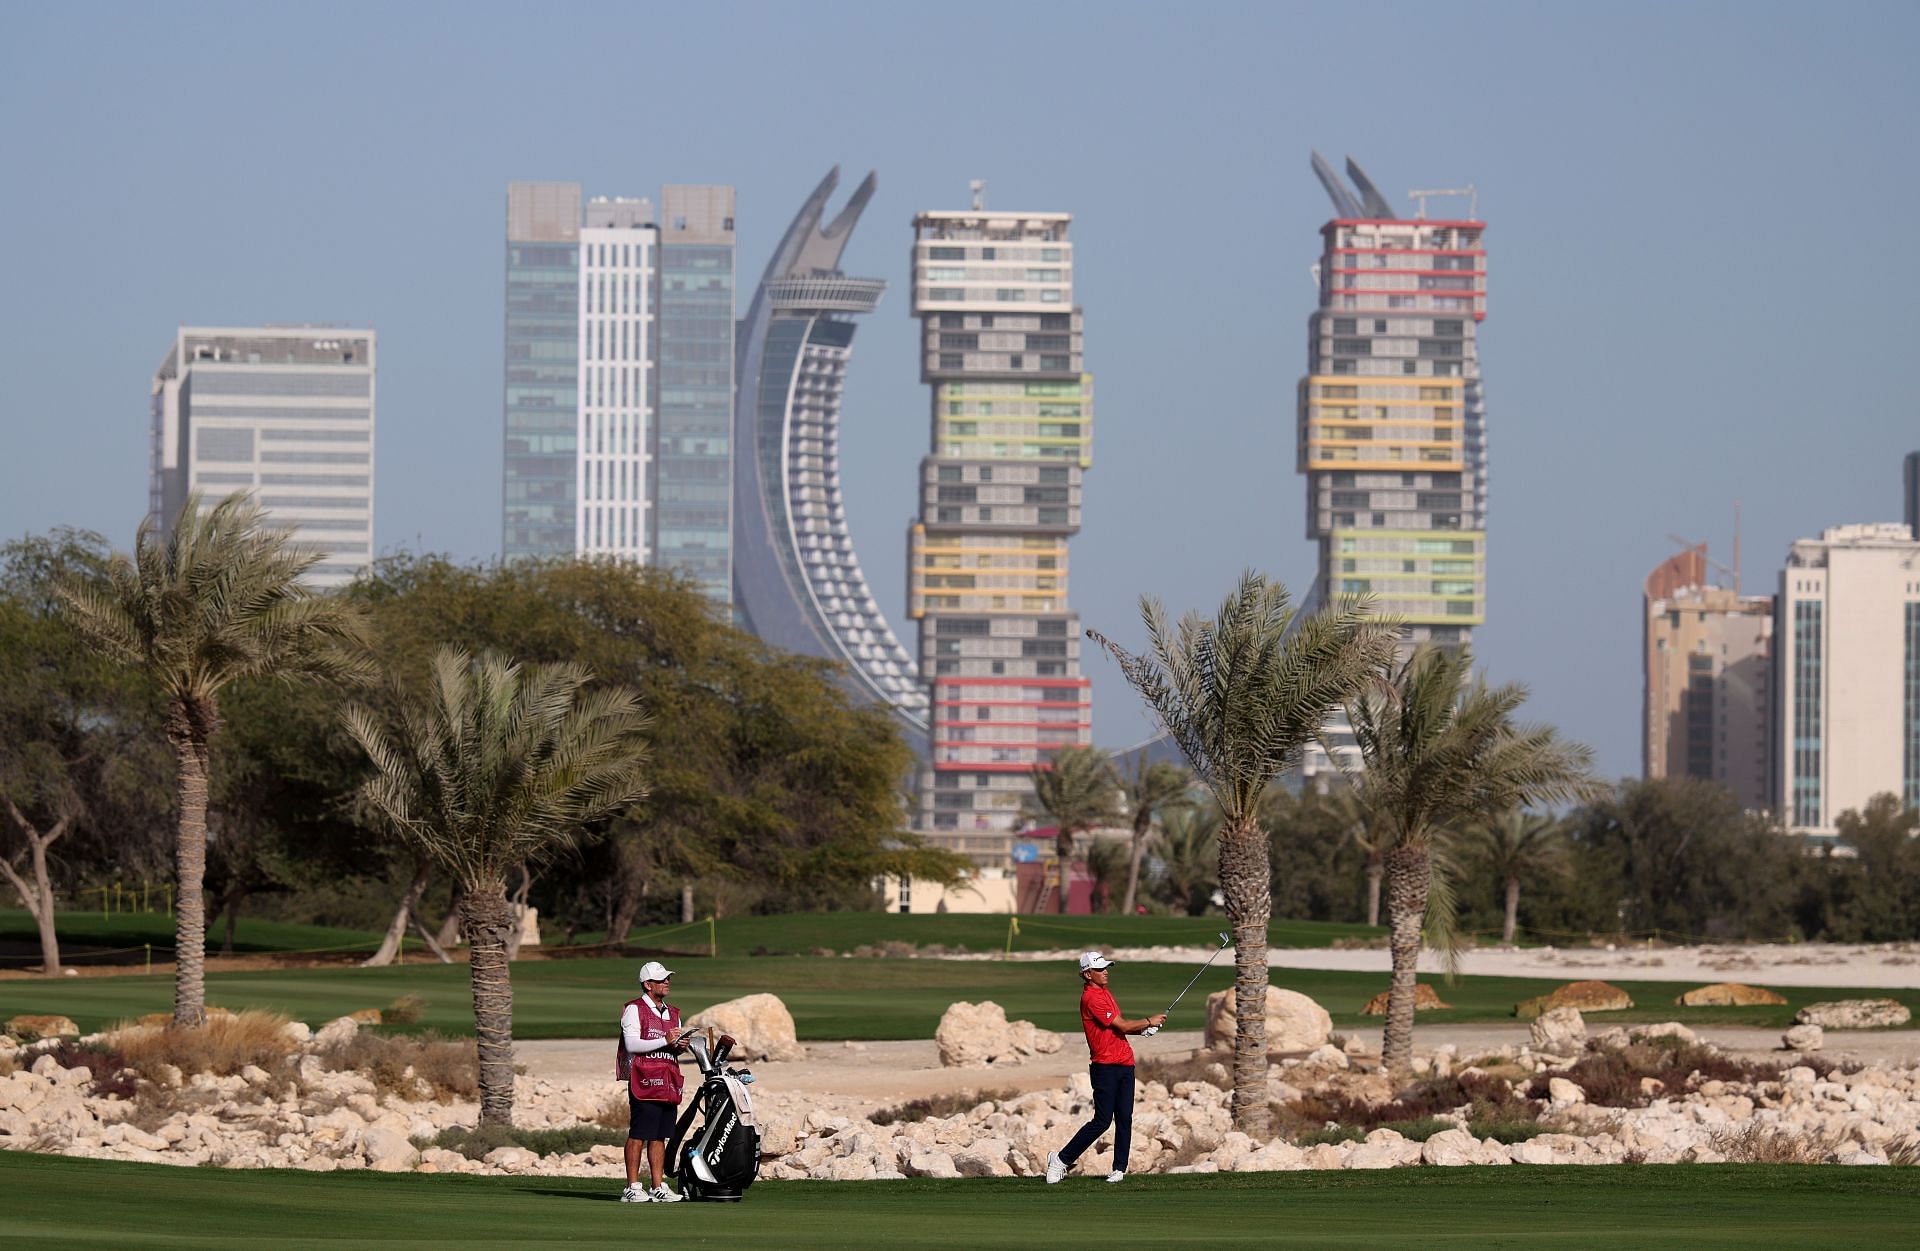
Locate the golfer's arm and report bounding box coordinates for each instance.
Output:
[1111,1016,1156,1035]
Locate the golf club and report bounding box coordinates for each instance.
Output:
[1141,931,1231,1036]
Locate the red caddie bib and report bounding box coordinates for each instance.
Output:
[621,995,685,1103]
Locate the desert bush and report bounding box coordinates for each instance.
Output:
[869,1088,1020,1126]
[1289,1070,1534,1135]
[1526,1042,1780,1109]
[1709,1122,1836,1164]
[41,1041,138,1099]
[1294,1116,1454,1147]
[421,1123,625,1159]
[111,1010,297,1078]
[124,1084,222,1134]
[385,995,427,1026]
[317,1031,477,1102]
[593,1093,630,1131]
[1137,1052,1229,1089]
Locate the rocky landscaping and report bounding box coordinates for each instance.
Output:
[3,988,1918,1180]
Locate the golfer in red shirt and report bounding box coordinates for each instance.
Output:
[1045,951,1164,1184]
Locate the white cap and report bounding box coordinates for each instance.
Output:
[1078,951,1116,973]
[638,961,674,984]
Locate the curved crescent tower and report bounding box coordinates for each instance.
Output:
[733,168,928,730]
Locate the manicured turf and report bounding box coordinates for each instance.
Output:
[0,909,383,964]
[599,912,1385,956]
[5,949,1916,1040]
[0,1153,1913,1248]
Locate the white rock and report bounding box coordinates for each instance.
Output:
[1834,1149,1886,1166]
[907,1150,960,1178]
[1203,986,1333,1053]
[684,994,805,1063]
[281,1022,312,1046]
[1783,1024,1824,1052]
[1530,1007,1586,1054]
[1303,1044,1349,1070]
[313,1017,359,1050]
[1421,1128,1479,1167]
[1510,1140,1556,1165]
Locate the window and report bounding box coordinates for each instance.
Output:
[929,246,965,260]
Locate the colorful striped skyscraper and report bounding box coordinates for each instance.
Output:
[1301,153,1488,653]
[908,202,1094,844]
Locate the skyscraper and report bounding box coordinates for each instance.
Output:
[501,181,734,600]
[731,168,925,721]
[908,201,1094,839]
[150,326,376,589]
[1642,547,1774,810]
[1775,523,1920,837]
[1904,451,1918,540]
[1300,154,1488,649]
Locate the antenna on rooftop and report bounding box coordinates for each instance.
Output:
[1407,185,1479,220]
[969,179,985,211]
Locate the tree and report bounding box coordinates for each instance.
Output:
[58,494,363,1024]
[1825,795,1919,941]
[1022,745,1121,914]
[1118,756,1193,916]
[1092,571,1397,1136]
[1344,645,1597,1077]
[1315,784,1384,927]
[1152,804,1220,916]
[1463,809,1568,943]
[345,648,651,1125]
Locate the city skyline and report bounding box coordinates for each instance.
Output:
[5,3,1918,785]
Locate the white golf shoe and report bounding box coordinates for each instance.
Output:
[619,1183,651,1203]
[649,1184,685,1203]
[1044,1151,1068,1184]
[1106,1171,1126,1183]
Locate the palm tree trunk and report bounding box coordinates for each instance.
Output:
[1216,811,1271,1138]
[1364,856,1383,928]
[435,880,466,948]
[680,881,695,924]
[1503,874,1520,944]
[1056,830,1074,915]
[166,701,216,1028]
[1381,843,1430,1077]
[460,880,518,1127]
[363,854,432,968]
[1121,815,1149,916]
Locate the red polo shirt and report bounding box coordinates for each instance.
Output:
[1080,983,1135,1066]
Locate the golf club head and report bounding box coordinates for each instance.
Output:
[1216,932,1230,947]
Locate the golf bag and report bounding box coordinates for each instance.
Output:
[666,1032,761,1201]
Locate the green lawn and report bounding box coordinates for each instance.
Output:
[601,912,1384,956]
[0,909,383,962]
[0,1153,1913,1249]
[5,949,1916,1040]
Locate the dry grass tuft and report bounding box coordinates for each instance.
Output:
[1709,1122,1836,1164]
[0,1051,16,1079]
[384,995,427,1026]
[1136,1051,1230,1089]
[593,1093,630,1131]
[1884,1135,1920,1166]
[110,1010,296,1078]
[318,1031,477,1102]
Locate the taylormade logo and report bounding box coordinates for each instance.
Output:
[706,1113,735,1166]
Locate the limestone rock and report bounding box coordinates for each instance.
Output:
[281,1022,312,1046]
[5,1015,79,1042]
[482,1146,538,1171]
[1782,1024,1824,1052]
[1302,1044,1349,1070]
[685,994,805,1063]
[907,1150,960,1179]
[313,1017,360,1050]
[1794,999,1912,1030]
[1359,984,1452,1016]
[1421,1127,1479,1167]
[934,1001,1063,1067]
[1203,986,1332,1053]
[1529,1007,1587,1054]
[362,1125,419,1172]
[1673,982,1787,1007]
[1628,1022,1696,1045]
[1514,981,1633,1020]
[1547,1077,1586,1106]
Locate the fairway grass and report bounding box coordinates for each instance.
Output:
[0,909,383,963]
[1,1153,1914,1249]
[4,953,1917,1040]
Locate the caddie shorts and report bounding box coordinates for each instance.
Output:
[629,1094,677,1141]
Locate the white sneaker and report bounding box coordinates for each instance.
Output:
[620,1183,651,1203]
[650,1184,685,1203]
[1044,1151,1068,1184]
[1106,1171,1126,1183]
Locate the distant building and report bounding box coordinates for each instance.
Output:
[150,326,376,590]
[1774,523,1920,837]
[501,181,734,602]
[908,199,1095,845]
[1904,451,1918,539]
[1642,548,1774,810]
[730,168,925,722]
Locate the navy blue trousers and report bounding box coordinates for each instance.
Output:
[1060,1063,1135,1171]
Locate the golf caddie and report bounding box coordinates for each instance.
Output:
[1046,951,1164,1185]
[618,960,689,1203]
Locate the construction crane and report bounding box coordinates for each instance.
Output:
[1667,534,1738,591]
[1407,186,1479,220]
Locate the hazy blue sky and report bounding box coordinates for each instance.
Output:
[4,1,1915,780]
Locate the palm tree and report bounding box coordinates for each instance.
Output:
[59,492,363,1026]
[1118,756,1193,916]
[344,648,650,1126]
[1091,571,1397,1136]
[1464,809,1568,943]
[1152,804,1220,916]
[1022,744,1120,914]
[1320,784,1385,927]
[1344,645,1598,1077]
